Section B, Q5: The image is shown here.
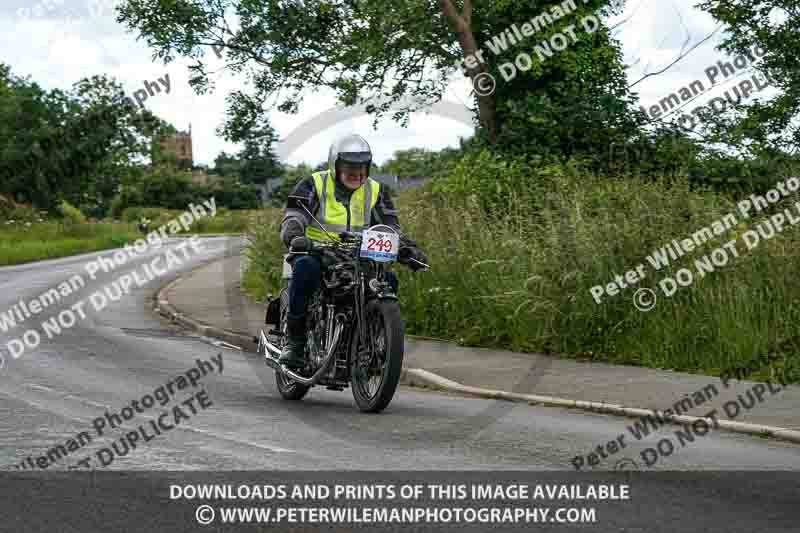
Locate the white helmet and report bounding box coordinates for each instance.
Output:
[328,133,373,179]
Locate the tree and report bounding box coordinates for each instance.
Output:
[218,91,283,185]
[380,146,465,179]
[695,0,800,157]
[213,151,243,178]
[0,65,160,213]
[115,0,633,152]
[269,163,313,205]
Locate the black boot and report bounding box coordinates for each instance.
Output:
[278,316,306,370]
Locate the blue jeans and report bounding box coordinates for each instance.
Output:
[288,255,398,320]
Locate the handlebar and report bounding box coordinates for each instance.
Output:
[288,233,430,272]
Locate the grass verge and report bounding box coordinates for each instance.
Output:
[0,222,140,266]
[242,173,800,383]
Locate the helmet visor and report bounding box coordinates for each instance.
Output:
[339,161,369,176]
[338,151,371,165]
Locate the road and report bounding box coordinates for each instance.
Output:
[1,236,798,531]
[0,236,796,471]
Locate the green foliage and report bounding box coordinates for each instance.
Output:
[218,97,283,185]
[696,0,800,156]
[430,148,589,215]
[214,151,243,178]
[213,178,263,209]
[480,1,640,160]
[243,167,800,381]
[112,164,261,214]
[403,172,799,381]
[268,163,313,206]
[0,221,139,266]
[114,0,635,152]
[381,147,463,179]
[57,200,87,225]
[0,64,171,214]
[0,195,45,223]
[241,209,286,301]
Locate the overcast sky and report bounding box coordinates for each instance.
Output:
[0,0,775,167]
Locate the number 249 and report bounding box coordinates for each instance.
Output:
[367,238,393,252]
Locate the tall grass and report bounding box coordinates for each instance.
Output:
[397,174,800,382]
[243,172,800,382]
[241,209,286,302]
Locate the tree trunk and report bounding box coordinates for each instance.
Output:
[439,0,499,145]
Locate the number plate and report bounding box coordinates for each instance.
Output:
[360,229,399,262]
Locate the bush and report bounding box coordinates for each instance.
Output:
[57,200,87,224]
[241,209,286,301]
[429,147,584,215]
[0,195,44,223]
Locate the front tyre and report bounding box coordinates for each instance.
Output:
[350,300,404,413]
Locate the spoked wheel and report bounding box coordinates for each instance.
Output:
[350,300,405,413]
[274,288,310,401]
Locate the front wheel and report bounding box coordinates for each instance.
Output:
[350,300,405,413]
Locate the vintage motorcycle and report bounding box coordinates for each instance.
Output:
[258,215,428,413]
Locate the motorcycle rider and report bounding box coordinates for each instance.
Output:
[138,216,151,234]
[277,133,428,369]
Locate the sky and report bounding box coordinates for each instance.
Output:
[0,0,780,167]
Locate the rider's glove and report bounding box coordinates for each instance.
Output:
[399,246,428,270]
[290,236,313,253]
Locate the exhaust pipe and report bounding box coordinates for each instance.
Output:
[259,322,344,386]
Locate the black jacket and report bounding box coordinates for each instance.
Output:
[279,176,414,248]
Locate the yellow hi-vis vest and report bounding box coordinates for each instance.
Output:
[305,170,381,242]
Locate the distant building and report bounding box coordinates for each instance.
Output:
[370,174,399,187]
[371,174,431,191]
[157,126,194,168]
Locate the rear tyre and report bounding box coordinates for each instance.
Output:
[350,300,404,413]
[274,287,310,401]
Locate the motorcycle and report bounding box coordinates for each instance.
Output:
[258,210,428,413]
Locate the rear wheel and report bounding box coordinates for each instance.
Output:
[350,300,404,413]
[274,287,310,400]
